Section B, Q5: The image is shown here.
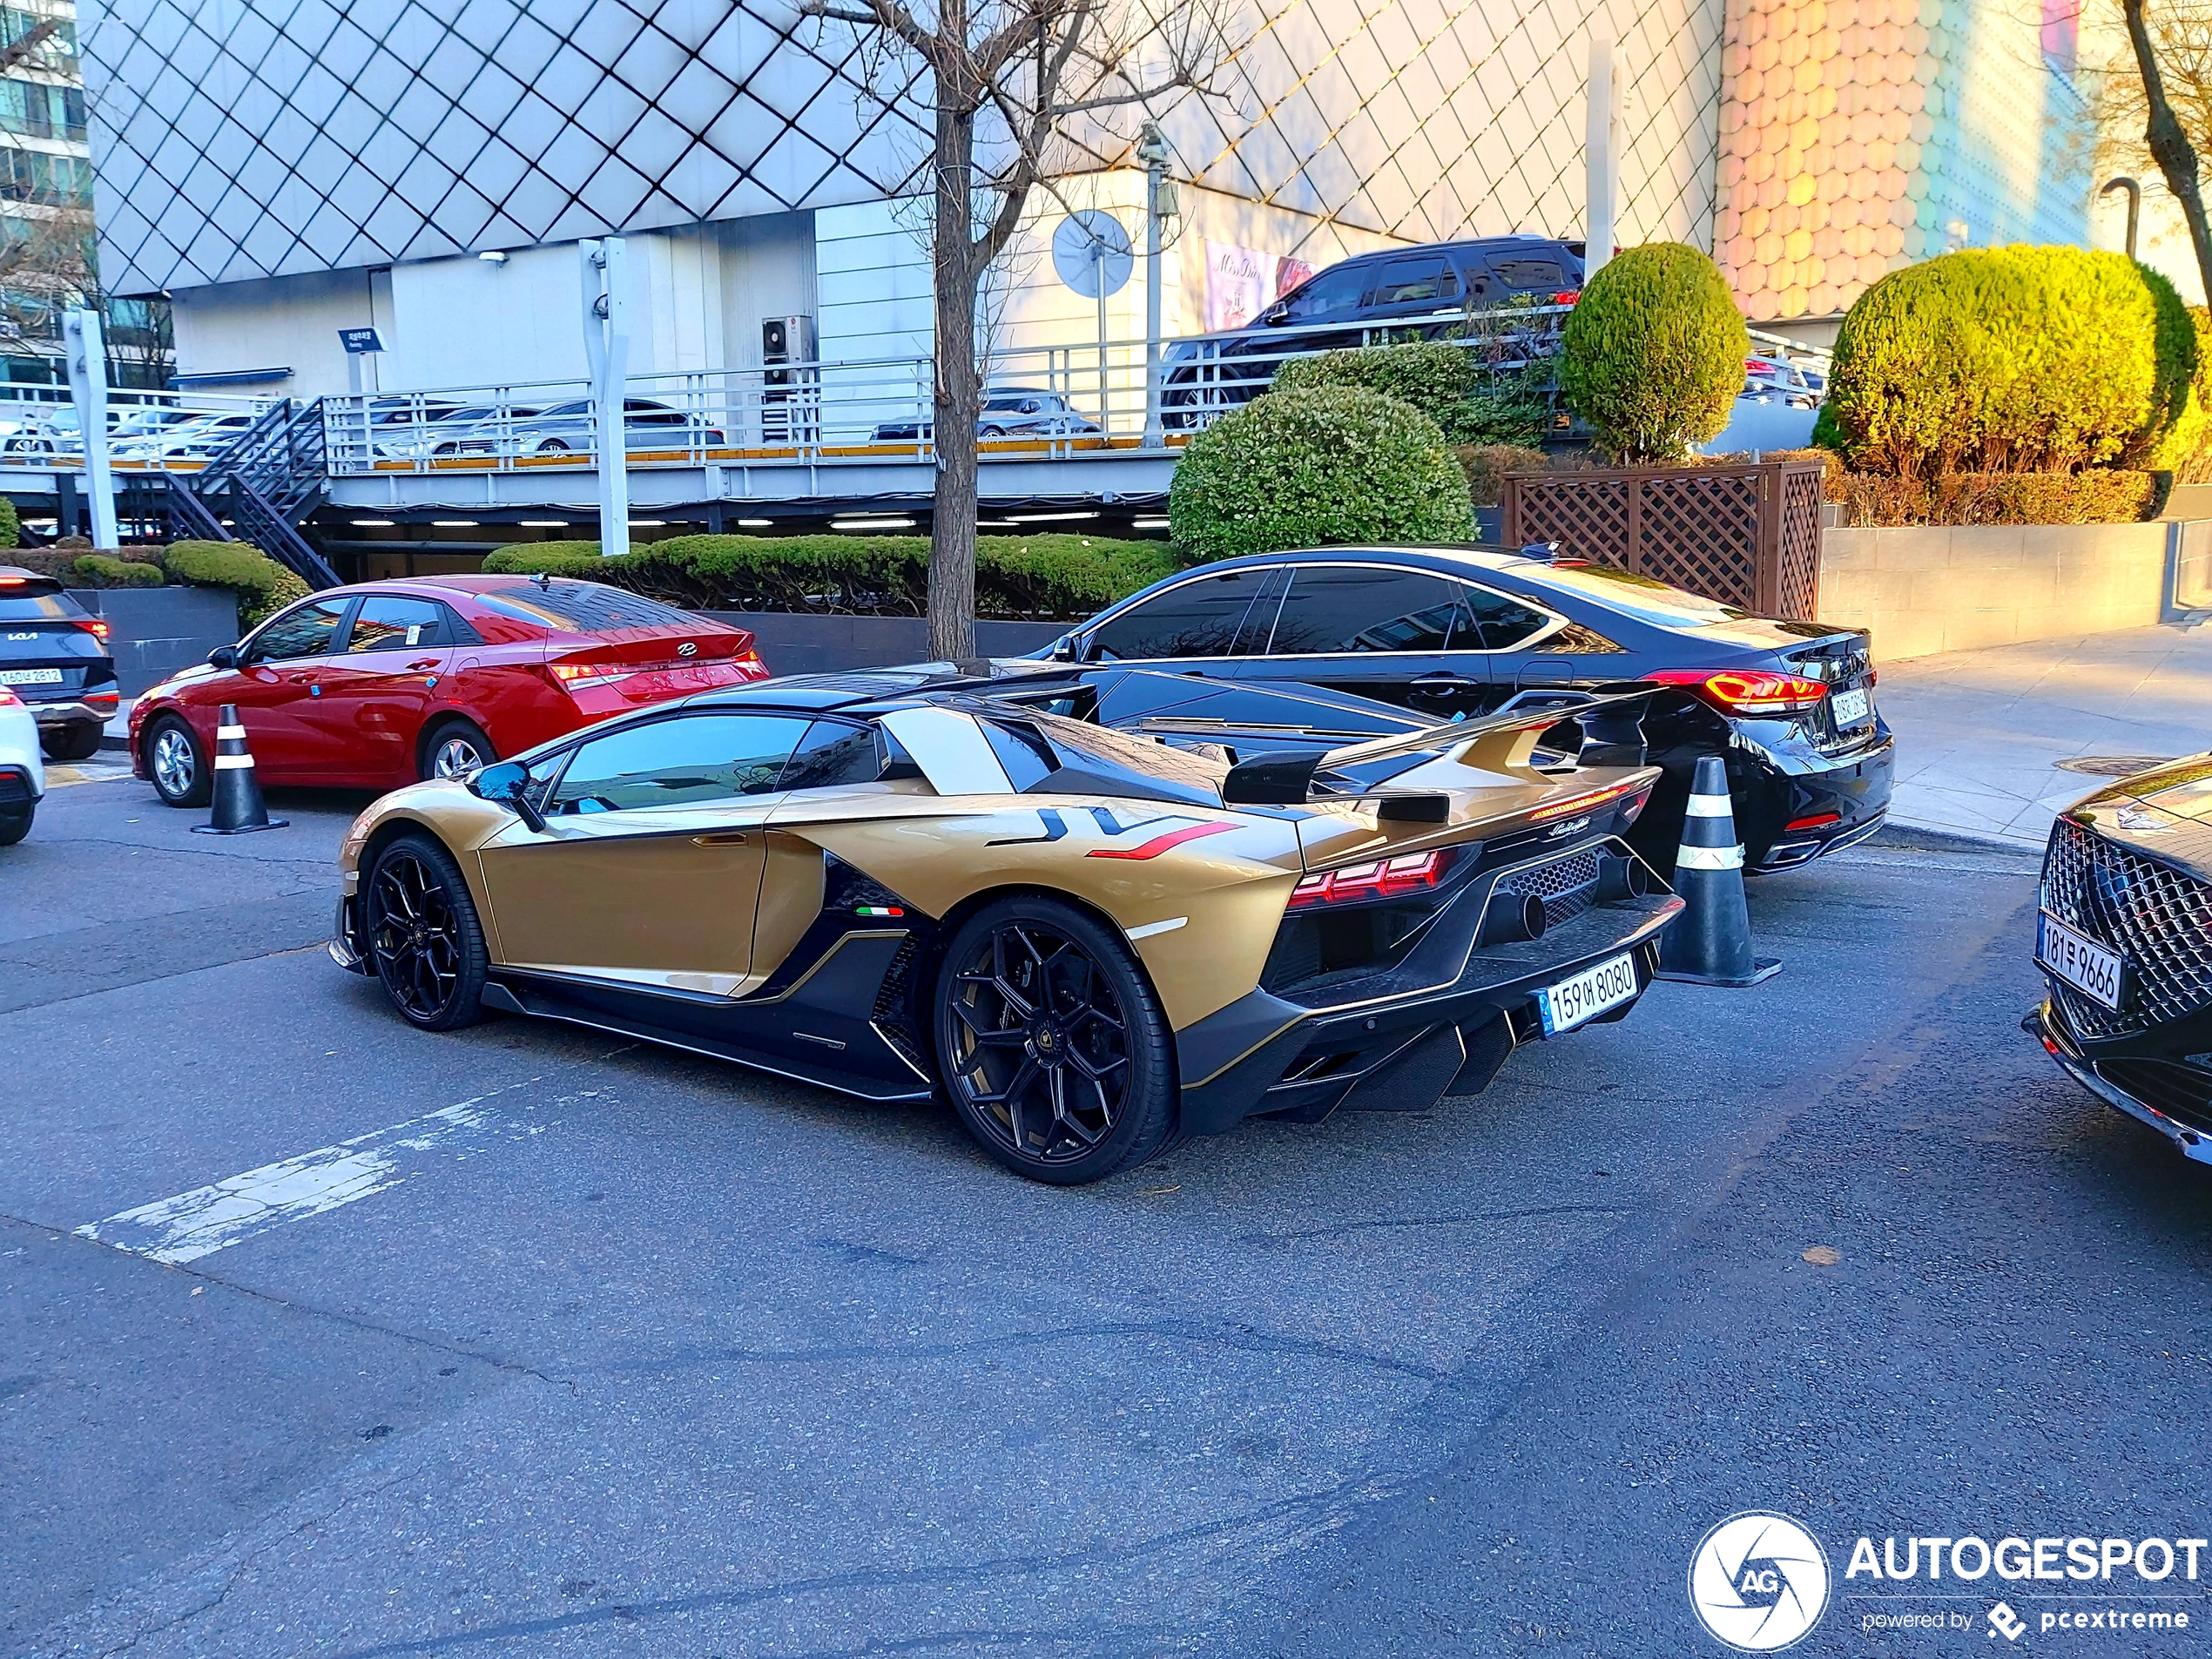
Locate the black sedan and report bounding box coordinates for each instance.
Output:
[1031,545,1893,873]
[0,566,118,760]
[2026,754,2212,1164]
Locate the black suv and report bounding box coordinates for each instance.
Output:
[1163,235,1584,424]
[0,567,119,759]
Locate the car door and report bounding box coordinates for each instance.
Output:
[1478,587,1636,706]
[474,711,814,997]
[224,596,356,777]
[309,594,453,786]
[1080,566,1284,679]
[1235,563,1489,717]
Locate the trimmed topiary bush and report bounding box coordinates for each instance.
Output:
[1168,387,1473,560]
[0,494,17,550]
[71,553,167,587]
[2152,305,2212,482]
[1824,246,2196,478]
[1559,243,1748,462]
[482,533,1180,619]
[1830,469,2158,526]
[163,540,310,628]
[1271,341,1548,446]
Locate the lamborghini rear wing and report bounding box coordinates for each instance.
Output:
[1221,686,1658,818]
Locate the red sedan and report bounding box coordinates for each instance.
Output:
[131,574,768,806]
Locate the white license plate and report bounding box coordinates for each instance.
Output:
[1534,951,1640,1035]
[0,667,62,685]
[2038,912,2123,1011]
[1831,685,1871,726]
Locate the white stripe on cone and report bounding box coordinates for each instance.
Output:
[213,754,255,770]
[1677,843,1744,869]
[217,725,246,740]
[1685,794,1733,817]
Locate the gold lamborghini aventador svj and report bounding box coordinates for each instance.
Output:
[332,664,1683,1184]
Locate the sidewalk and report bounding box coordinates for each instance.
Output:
[1876,621,2212,849]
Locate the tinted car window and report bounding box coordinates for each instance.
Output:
[1279,264,1366,321]
[249,598,350,663]
[344,596,446,652]
[0,591,71,621]
[550,713,811,815]
[1459,584,1554,650]
[1489,256,1568,290]
[779,719,882,790]
[1266,568,1462,654]
[1090,570,1274,660]
[1368,257,1458,306]
[475,580,691,632]
[1514,563,1751,626]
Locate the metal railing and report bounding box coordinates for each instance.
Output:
[321,300,1740,477]
[0,387,280,474]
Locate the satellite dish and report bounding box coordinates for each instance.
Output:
[1053,211,1133,300]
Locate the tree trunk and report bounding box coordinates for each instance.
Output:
[2126,0,2212,302]
[927,95,983,662]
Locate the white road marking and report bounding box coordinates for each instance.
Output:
[75,1076,562,1265]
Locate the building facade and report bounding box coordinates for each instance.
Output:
[2,0,94,381]
[78,0,2095,395]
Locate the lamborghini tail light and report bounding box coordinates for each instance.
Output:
[1647,667,1829,716]
[1289,849,1449,909]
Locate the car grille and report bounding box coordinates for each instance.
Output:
[1497,848,1602,930]
[2041,816,2212,1038]
[2095,1058,2212,1136]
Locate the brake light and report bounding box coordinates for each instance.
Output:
[1785,812,1841,832]
[544,660,633,691]
[1529,778,1650,824]
[75,618,111,644]
[1552,290,1580,305]
[1648,668,1828,715]
[1288,849,1447,908]
[0,685,19,705]
[84,688,119,706]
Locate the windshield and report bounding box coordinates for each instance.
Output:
[1512,563,1750,627]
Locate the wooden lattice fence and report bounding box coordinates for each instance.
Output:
[1500,457,1827,619]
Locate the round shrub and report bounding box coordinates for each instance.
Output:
[163,539,310,628]
[1272,342,1477,428]
[2152,305,2212,482]
[1559,243,1748,462]
[1168,387,1473,560]
[1824,246,2196,477]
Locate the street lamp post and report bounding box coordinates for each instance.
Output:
[580,236,631,559]
[1138,121,1175,449]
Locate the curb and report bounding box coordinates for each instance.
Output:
[1871,820,2045,857]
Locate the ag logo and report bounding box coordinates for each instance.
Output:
[1689,1512,1831,1651]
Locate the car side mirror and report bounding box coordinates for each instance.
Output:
[1049,635,1079,663]
[206,644,239,670]
[1261,303,1288,326]
[467,759,547,831]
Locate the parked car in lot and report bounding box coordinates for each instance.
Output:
[0,567,119,760]
[130,574,769,806]
[1742,355,1822,406]
[871,387,1103,442]
[330,664,1681,1183]
[1162,234,1585,426]
[500,396,725,457]
[1033,545,1894,873]
[2027,753,2212,1163]
[0,681,44,845]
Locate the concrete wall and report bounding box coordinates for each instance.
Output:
[703,613,1063,677]
[1817,523,2172,660]
[64,586,240,694]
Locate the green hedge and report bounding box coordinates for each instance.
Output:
[71,553,166,587]
[1271,341,1547,446]
[1167,386,1473,560]
[482,532,1181,618]
[0,494,17,550]
[1559,243,1747,462]
[2153,305,2212,482]
[1831,469,2158,526]
[163,539,310,628]
[1824,246,2195,477]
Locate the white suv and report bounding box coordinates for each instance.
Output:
[0,683,44,844]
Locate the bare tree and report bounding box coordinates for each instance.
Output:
[0,17,59,75]
[802,0,1235,658]
[2111,0,2212,299]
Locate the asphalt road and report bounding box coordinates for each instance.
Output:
[3,775,2208,1658]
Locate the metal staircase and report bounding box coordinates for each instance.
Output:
[165,399,341,589]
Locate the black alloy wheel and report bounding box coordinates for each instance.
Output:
[145,715,212,807]
[935,895,1177,1184]
[365,833,489,1030]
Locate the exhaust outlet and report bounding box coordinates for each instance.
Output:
[1480,892,1548,946]
[1595,853,1649,901]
